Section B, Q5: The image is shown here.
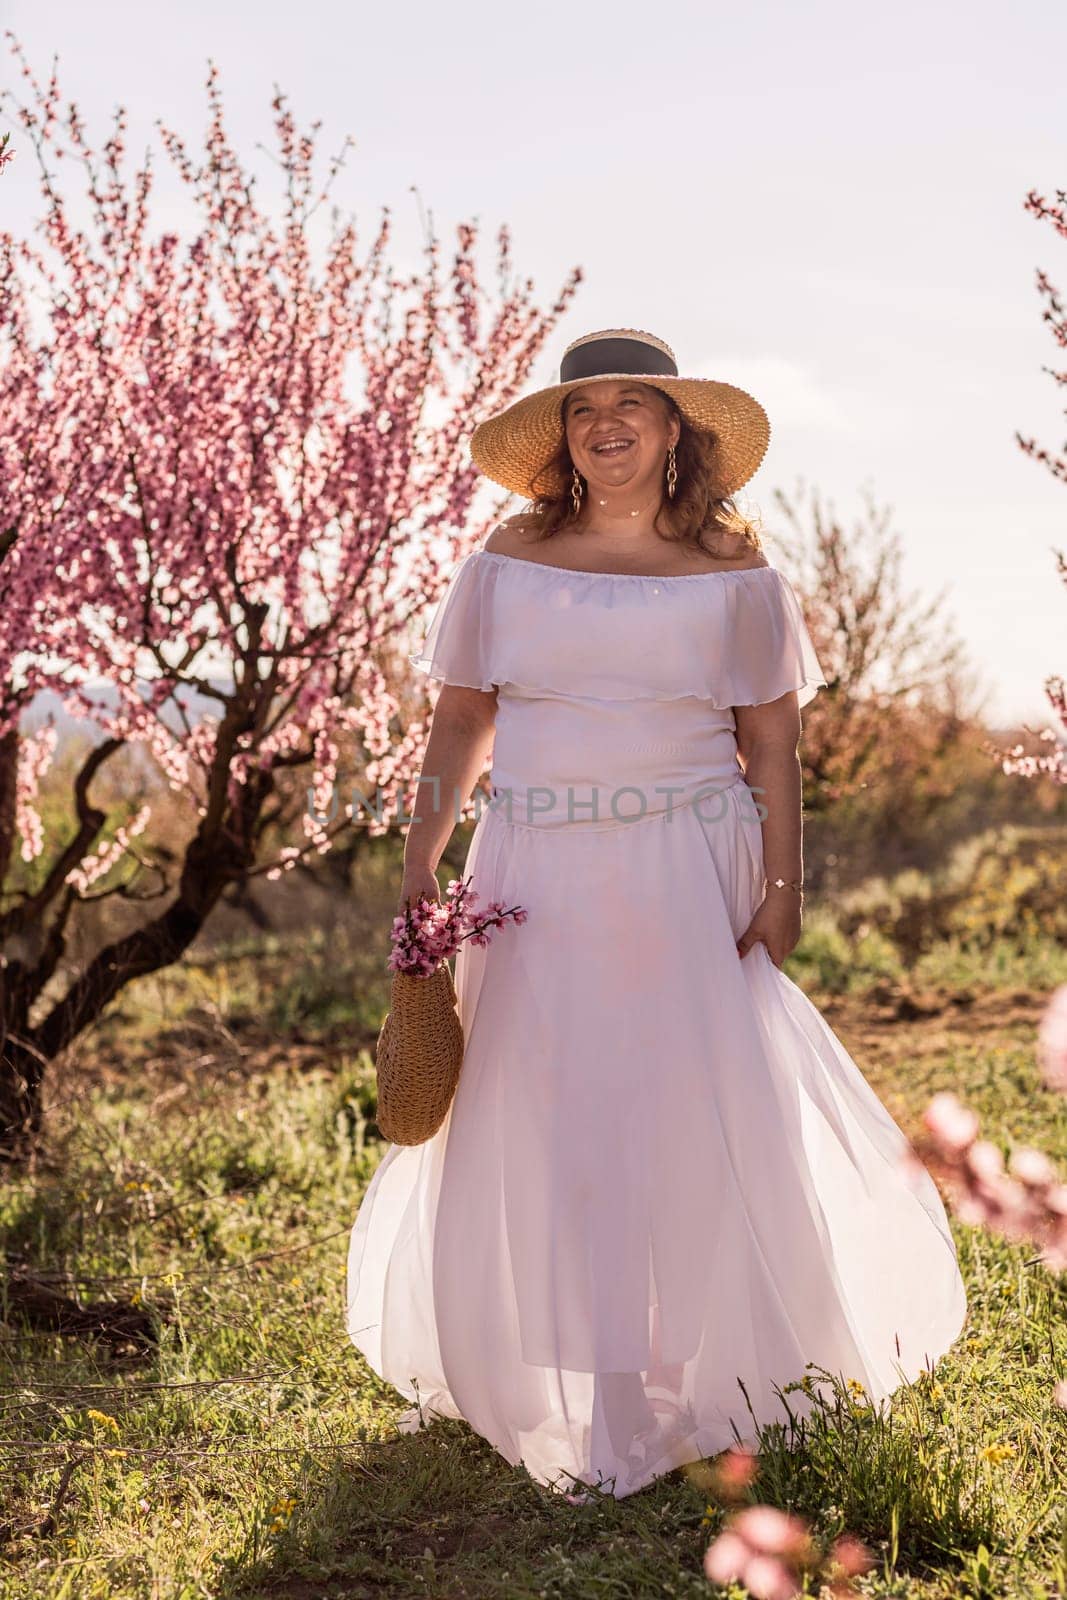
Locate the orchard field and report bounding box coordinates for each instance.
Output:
[2,815,1067,1600]
[4,31,1067,1600]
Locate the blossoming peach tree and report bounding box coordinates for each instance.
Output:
[0,36,579,1154]
[1002,182,1067,785]
[911,177,1067,1441]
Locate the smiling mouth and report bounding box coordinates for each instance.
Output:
[590,438,635,457]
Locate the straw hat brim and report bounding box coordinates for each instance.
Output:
[469,374,771,501]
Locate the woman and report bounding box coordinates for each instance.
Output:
[347,328,968,1501]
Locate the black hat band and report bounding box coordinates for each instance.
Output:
[559,337,679,384]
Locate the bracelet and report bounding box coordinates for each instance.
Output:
[767,876,804,894]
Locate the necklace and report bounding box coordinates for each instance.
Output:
[594,488,662,521]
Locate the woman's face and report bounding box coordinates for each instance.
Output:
[563,380,681,497]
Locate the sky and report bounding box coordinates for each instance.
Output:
[3,0,1065,724]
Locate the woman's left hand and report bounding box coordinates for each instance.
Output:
[736,893,802,968]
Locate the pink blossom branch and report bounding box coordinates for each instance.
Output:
[388,874,528,974]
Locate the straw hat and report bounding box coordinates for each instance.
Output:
[469,328,771,502]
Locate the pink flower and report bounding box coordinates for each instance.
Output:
[1038,986,1067,1094]
[704,1527,751,1584]
[704,1526,803,1600]
[829,1534,875,1577]
[741,1553,801,1600]
[1009,1147,1058,1191]
[712,1444,759,1497]
[923,1092,979,1154]
[731,1505,812,1559]
[966,1140,1004,1181]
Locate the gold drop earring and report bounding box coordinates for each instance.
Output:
[571,467,583,517]
[666,443,678,500]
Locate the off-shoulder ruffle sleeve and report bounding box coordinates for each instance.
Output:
[714,567,827,709]
[409,551,498,691]
[408,550,826,707]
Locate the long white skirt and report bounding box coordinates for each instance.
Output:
[346,781,968,1498]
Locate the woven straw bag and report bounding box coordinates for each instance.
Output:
[374,960,465,1145]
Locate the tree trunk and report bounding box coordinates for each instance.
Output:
[0,1034,48,1162]
[0,769,275,1157]
[0,726,18,888]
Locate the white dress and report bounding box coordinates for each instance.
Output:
[346,547,968,1499]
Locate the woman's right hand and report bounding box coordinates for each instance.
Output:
[396,861,441,916]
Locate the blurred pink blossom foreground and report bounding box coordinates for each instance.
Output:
[700,1447,874,1598]
[914,985,1067,1275]
[1038,984,1067,1093]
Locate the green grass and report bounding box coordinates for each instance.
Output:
[785,912,1067,998]
[1,938,1067,1598]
